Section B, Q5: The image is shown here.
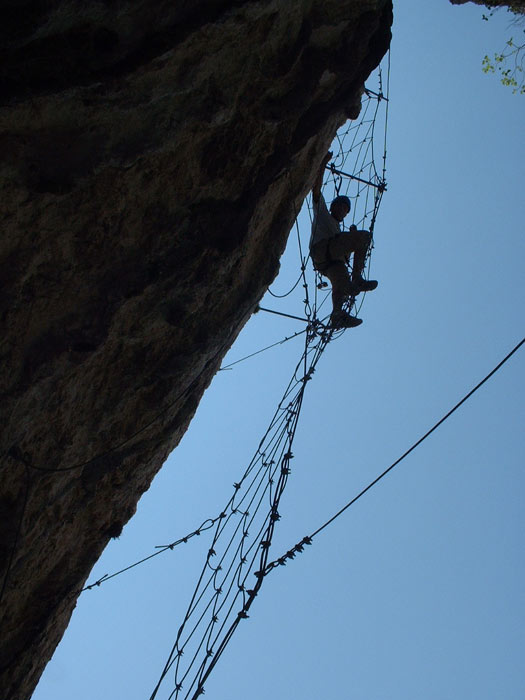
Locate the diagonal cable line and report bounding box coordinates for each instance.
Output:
[263,334,525,574]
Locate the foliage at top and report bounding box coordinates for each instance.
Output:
[481,2,525,93]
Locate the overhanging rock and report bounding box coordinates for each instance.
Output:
[0,2,392,697]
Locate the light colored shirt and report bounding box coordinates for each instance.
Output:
[309,193,341,249]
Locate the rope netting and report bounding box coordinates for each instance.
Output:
[149,323,331,700]
[82,58,391,700]
[312,67,389,236]
[148,59,389,700]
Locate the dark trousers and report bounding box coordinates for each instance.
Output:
[310,230,372,312]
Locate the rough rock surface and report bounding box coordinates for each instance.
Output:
[0,2,392,698]
[450,0,525,8]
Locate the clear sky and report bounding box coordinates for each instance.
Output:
[33,2,524,699]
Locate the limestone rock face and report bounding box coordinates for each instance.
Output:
[0,2,392,698]
[450,0,525,9]
[450,0,525,8]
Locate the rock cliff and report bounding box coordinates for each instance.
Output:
[0,2,392,698]
[449,0,525,9]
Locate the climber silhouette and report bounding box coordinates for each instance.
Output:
[309,151,378,328]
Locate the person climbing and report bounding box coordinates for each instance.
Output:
[309,151,378,328]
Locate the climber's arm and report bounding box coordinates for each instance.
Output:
[312,151,332,203]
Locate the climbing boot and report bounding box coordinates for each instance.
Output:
[330,310,363,329]
[353,277,378,293]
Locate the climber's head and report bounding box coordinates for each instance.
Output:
[330,195,351,221]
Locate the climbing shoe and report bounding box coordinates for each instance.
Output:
[330,310,363,329]
[353,277,378,293]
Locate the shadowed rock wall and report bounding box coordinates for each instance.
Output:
[0,2,392,698]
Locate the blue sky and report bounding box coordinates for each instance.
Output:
[34,2,524,699]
